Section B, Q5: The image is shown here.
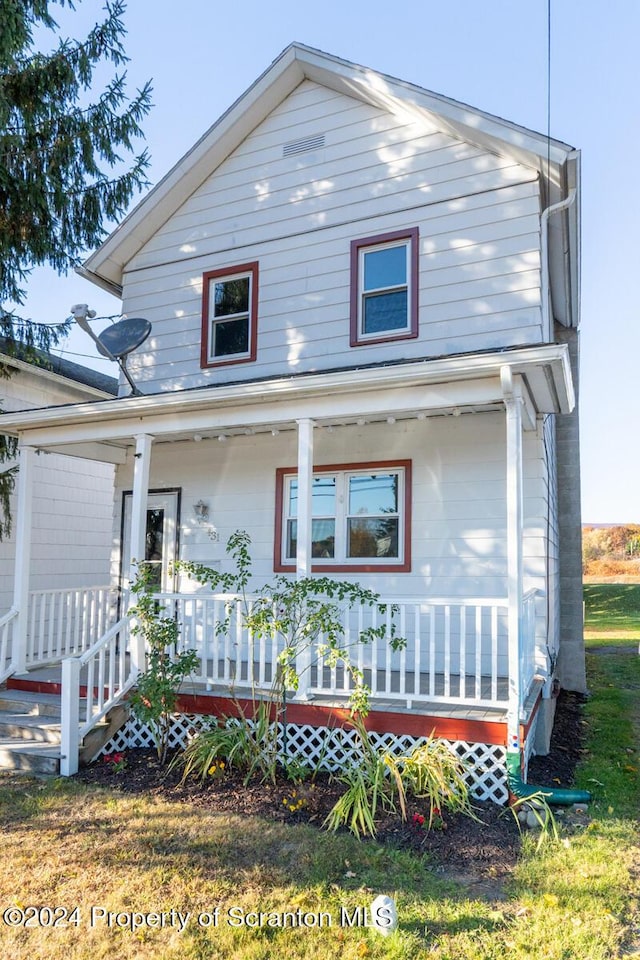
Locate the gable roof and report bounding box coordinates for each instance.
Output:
[79,42,580,325]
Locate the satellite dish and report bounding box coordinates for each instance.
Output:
[96,317,151,360]
[70,305,151,397]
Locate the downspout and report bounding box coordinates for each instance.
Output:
[540,188,577,335]
[506,752,591,805]
[505,189,591,806]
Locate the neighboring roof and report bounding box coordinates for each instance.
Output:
[0,339,118,397]
[79,42,580,326]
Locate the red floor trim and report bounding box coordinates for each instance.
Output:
[7,677,106,699]
[176,693,507,746]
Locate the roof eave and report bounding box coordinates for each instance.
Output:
[0,344,575,444]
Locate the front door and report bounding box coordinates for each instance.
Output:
[121,490,180,594]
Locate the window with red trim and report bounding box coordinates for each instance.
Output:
[201,262,258,367]
[274,460,412,573]
[350,228,419,346]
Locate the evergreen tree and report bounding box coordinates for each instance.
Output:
[0,0,151,537]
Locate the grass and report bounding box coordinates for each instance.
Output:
[583,582,640,642]
[0,587,638,959]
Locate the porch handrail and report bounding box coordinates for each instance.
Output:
[0,607,18,684]
[60,611,138,777]
[519,588,541,710]
[26,585,119,667]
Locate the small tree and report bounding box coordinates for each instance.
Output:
[129,565,199,765]
[175,531,405,781]
[178,530,405,720]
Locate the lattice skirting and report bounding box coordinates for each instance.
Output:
[101,714,508,804]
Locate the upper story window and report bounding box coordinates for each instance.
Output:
[274,460,412,573]
[200,262,258,367]
[350,228,419,347]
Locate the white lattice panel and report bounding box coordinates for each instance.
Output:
[101,713,508,803]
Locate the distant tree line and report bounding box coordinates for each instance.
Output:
[583,525,640,578]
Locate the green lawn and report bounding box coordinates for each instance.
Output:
[0,588,638,959]
[583,583,640,643]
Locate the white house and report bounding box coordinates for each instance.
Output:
[0,347,117,612]
[0,45,584,797]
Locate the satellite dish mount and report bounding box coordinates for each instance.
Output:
[71,304,151,397]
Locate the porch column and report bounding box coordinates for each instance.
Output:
[129,434,154,674]
[11,445,35,673]
[295,418,314,698]
[501,367,524,761]
[296,418,314,579]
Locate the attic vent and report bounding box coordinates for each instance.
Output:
[283,134,325,158]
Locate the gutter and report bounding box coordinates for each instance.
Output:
[0,342,575,437]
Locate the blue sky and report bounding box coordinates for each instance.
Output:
[17,0,640,522]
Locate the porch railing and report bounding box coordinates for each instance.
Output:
[156,592,524,711]
[60,613,139,776]
[26,586,119,668]
[519,589,540,708]
[48,586,542,776]
[0,608,18,684]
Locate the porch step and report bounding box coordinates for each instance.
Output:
[0,739,61,775]
[0,689,62,719]
[0,682,123,776]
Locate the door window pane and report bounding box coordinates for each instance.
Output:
[145,508,164,591]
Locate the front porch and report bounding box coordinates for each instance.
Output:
[0,345,578,796]
[0,582,546,801]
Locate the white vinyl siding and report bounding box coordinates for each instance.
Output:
[120,80,543,393]
[112,412,546,606]
[0,373,114,612]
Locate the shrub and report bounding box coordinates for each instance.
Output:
[129,565,199,765]
[324,720,475,838]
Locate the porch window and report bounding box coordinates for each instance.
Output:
[274,460,412,572]
[200,262,258,367]
[350,228,419,346]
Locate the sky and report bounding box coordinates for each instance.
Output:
[15,0,640,523]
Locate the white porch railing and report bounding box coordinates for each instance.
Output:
[26,586,119,668]
[519,589,541,707]
[60,613,139,776]
[23,588,543,776]
[0,608,18,684]
[310,596,510,708]
[156,592,529,711]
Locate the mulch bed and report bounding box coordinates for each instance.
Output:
[77,690,587,887]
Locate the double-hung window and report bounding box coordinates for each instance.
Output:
[350,228,419,346]
[274,460,411,572]
[201,262,258,367]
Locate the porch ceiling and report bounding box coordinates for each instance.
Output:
[0,344,573,460]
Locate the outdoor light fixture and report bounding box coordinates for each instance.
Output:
[193,500,209,523]
[192,500,218,542]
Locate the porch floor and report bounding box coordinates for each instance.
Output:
[7,662,528,726]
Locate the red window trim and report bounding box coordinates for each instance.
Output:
[274,459,412,573]
[349,228,419,347]
[200,261,259,368]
